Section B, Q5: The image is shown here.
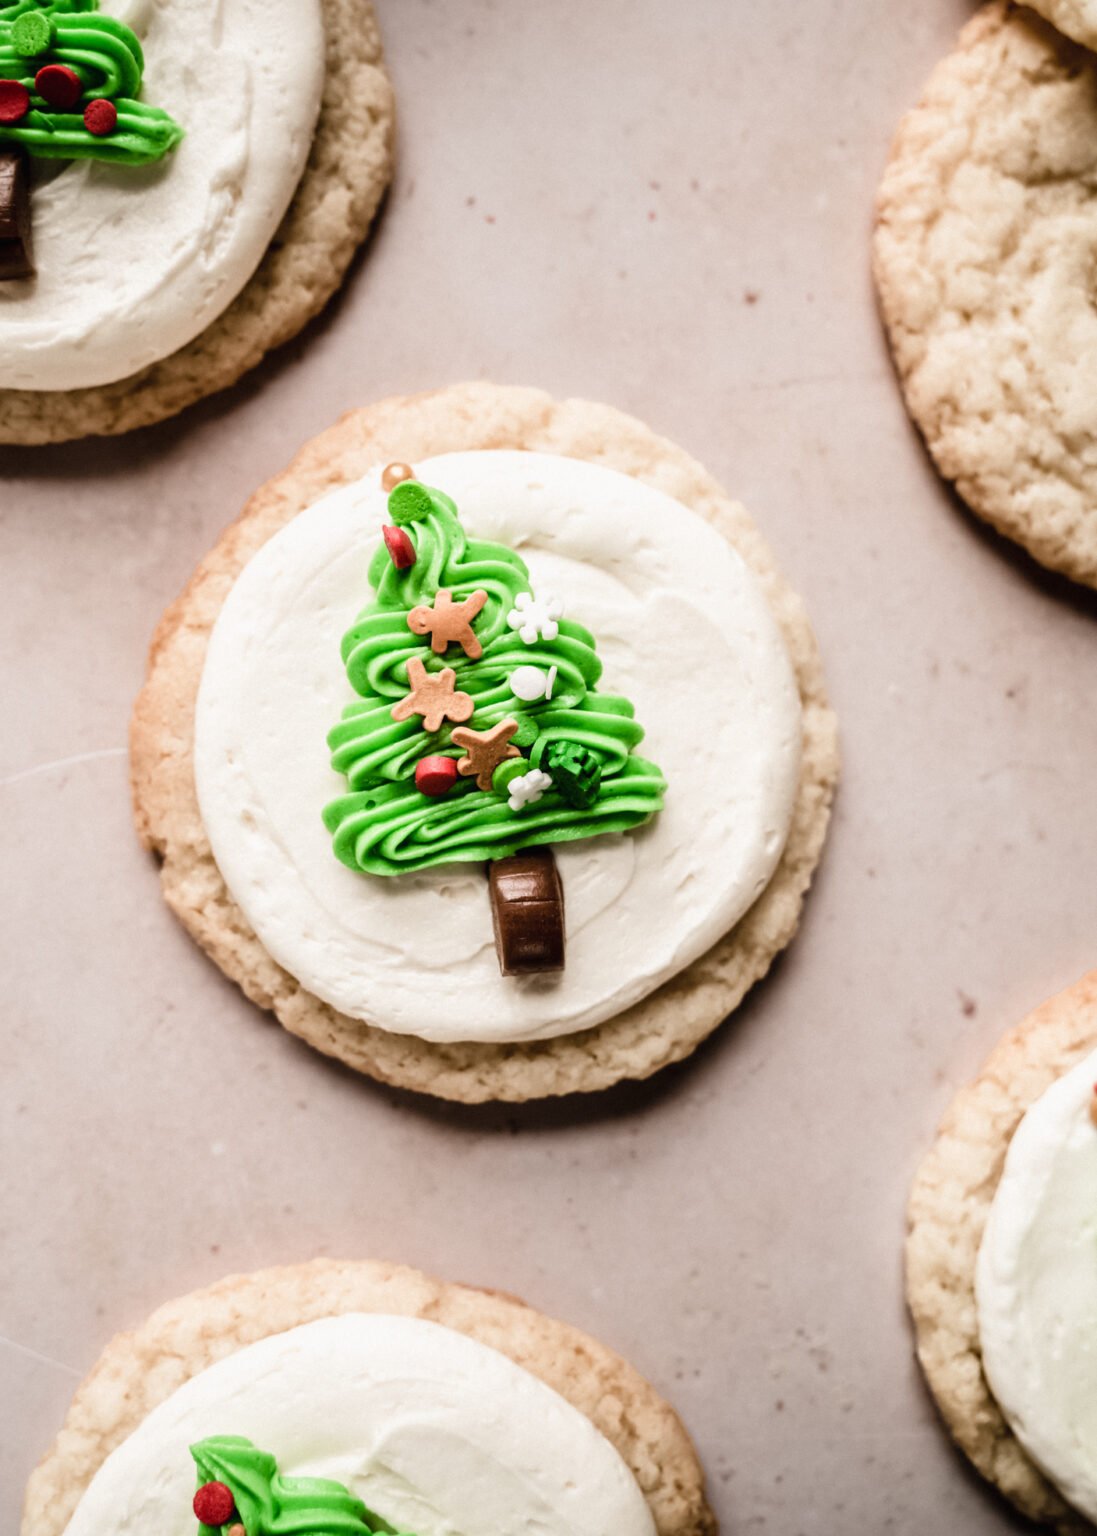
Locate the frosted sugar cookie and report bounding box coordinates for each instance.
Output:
[131,383,838,1101]
[21,1258,714,1536]
[907,971,1097,1529]
[0,0,393,443]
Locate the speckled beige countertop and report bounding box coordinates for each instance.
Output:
[2,1,1094,1531]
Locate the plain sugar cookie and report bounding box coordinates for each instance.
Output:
[874,2,1097,589]
[20,1258,715,1536]
[906,970,1097,1531]
[1028,0,1097,50]
[130,383,839,1103]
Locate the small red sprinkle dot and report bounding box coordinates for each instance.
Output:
[416,756,458,797]
[382,524,416,569]
[0,79,30,124]
[193,1481,236,1526]
[35,63,81,111]
[83,97,117,136]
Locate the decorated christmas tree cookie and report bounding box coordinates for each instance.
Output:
[191,1435,404,1536]
[0,0,182,277]
[322,464,667,975]
[156,389,834,1095]
[27,1268,705,1536]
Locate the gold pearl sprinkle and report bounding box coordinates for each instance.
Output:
[382,461,415,492]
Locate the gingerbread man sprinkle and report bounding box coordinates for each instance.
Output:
[391,657,474,733]
[407,588,489,659]
[451,719,522,790]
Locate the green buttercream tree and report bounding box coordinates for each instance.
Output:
[322,471,666,972]
[0,0,182,277]
[191,1435,398,1536]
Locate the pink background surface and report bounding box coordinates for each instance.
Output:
[3,1,1095,1531]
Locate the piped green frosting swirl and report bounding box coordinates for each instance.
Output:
[0,0,182,164]
[191,1435,403,1536]
[323,480,665,876]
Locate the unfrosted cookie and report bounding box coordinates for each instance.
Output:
[129,383,839,1103]
[874,2,1097,589]
[0,0,394,445]
[1028,0,1097,50]
[906,970,1097,1530]
[20,1257,715,1536]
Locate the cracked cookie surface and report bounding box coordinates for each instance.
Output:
[874,2,1097,588]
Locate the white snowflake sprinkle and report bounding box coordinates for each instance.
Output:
[506,591,563,645]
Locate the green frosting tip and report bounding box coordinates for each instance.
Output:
[387,480,438,527]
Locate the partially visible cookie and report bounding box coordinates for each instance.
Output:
[0,0,394,446]
[21,1257,715,1536]
[906,970,1097,1531]
[1028,0,1097,50]
[130,382,839,1103]
[874,2,1097,589]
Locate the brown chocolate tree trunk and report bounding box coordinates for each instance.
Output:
[0,148,33,280]
[488,847,565,976]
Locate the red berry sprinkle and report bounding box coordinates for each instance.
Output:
[193,1481,237,1526]
[415,756,458,797]
[35,63,81,111]
[382,523,416,570]
[83,97,117,136]
[0,79,30,124]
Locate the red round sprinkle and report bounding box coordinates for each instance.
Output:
[193,1482,237,1526]
[416,756,458,797]
[83,97,117,136]
[35,63,81,111]
[0,79,30,124]
[382,523,416,570]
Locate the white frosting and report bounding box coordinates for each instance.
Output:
[61,1313,655,1536]
[976,1045,1097,1521]
[194,450,802,1044]
[0,0,324,391]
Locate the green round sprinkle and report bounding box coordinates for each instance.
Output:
[12,11,52,54]
[492,757,528,795]
[544,741,602,809]
[387,480,437,527]
[508,713,539,750]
